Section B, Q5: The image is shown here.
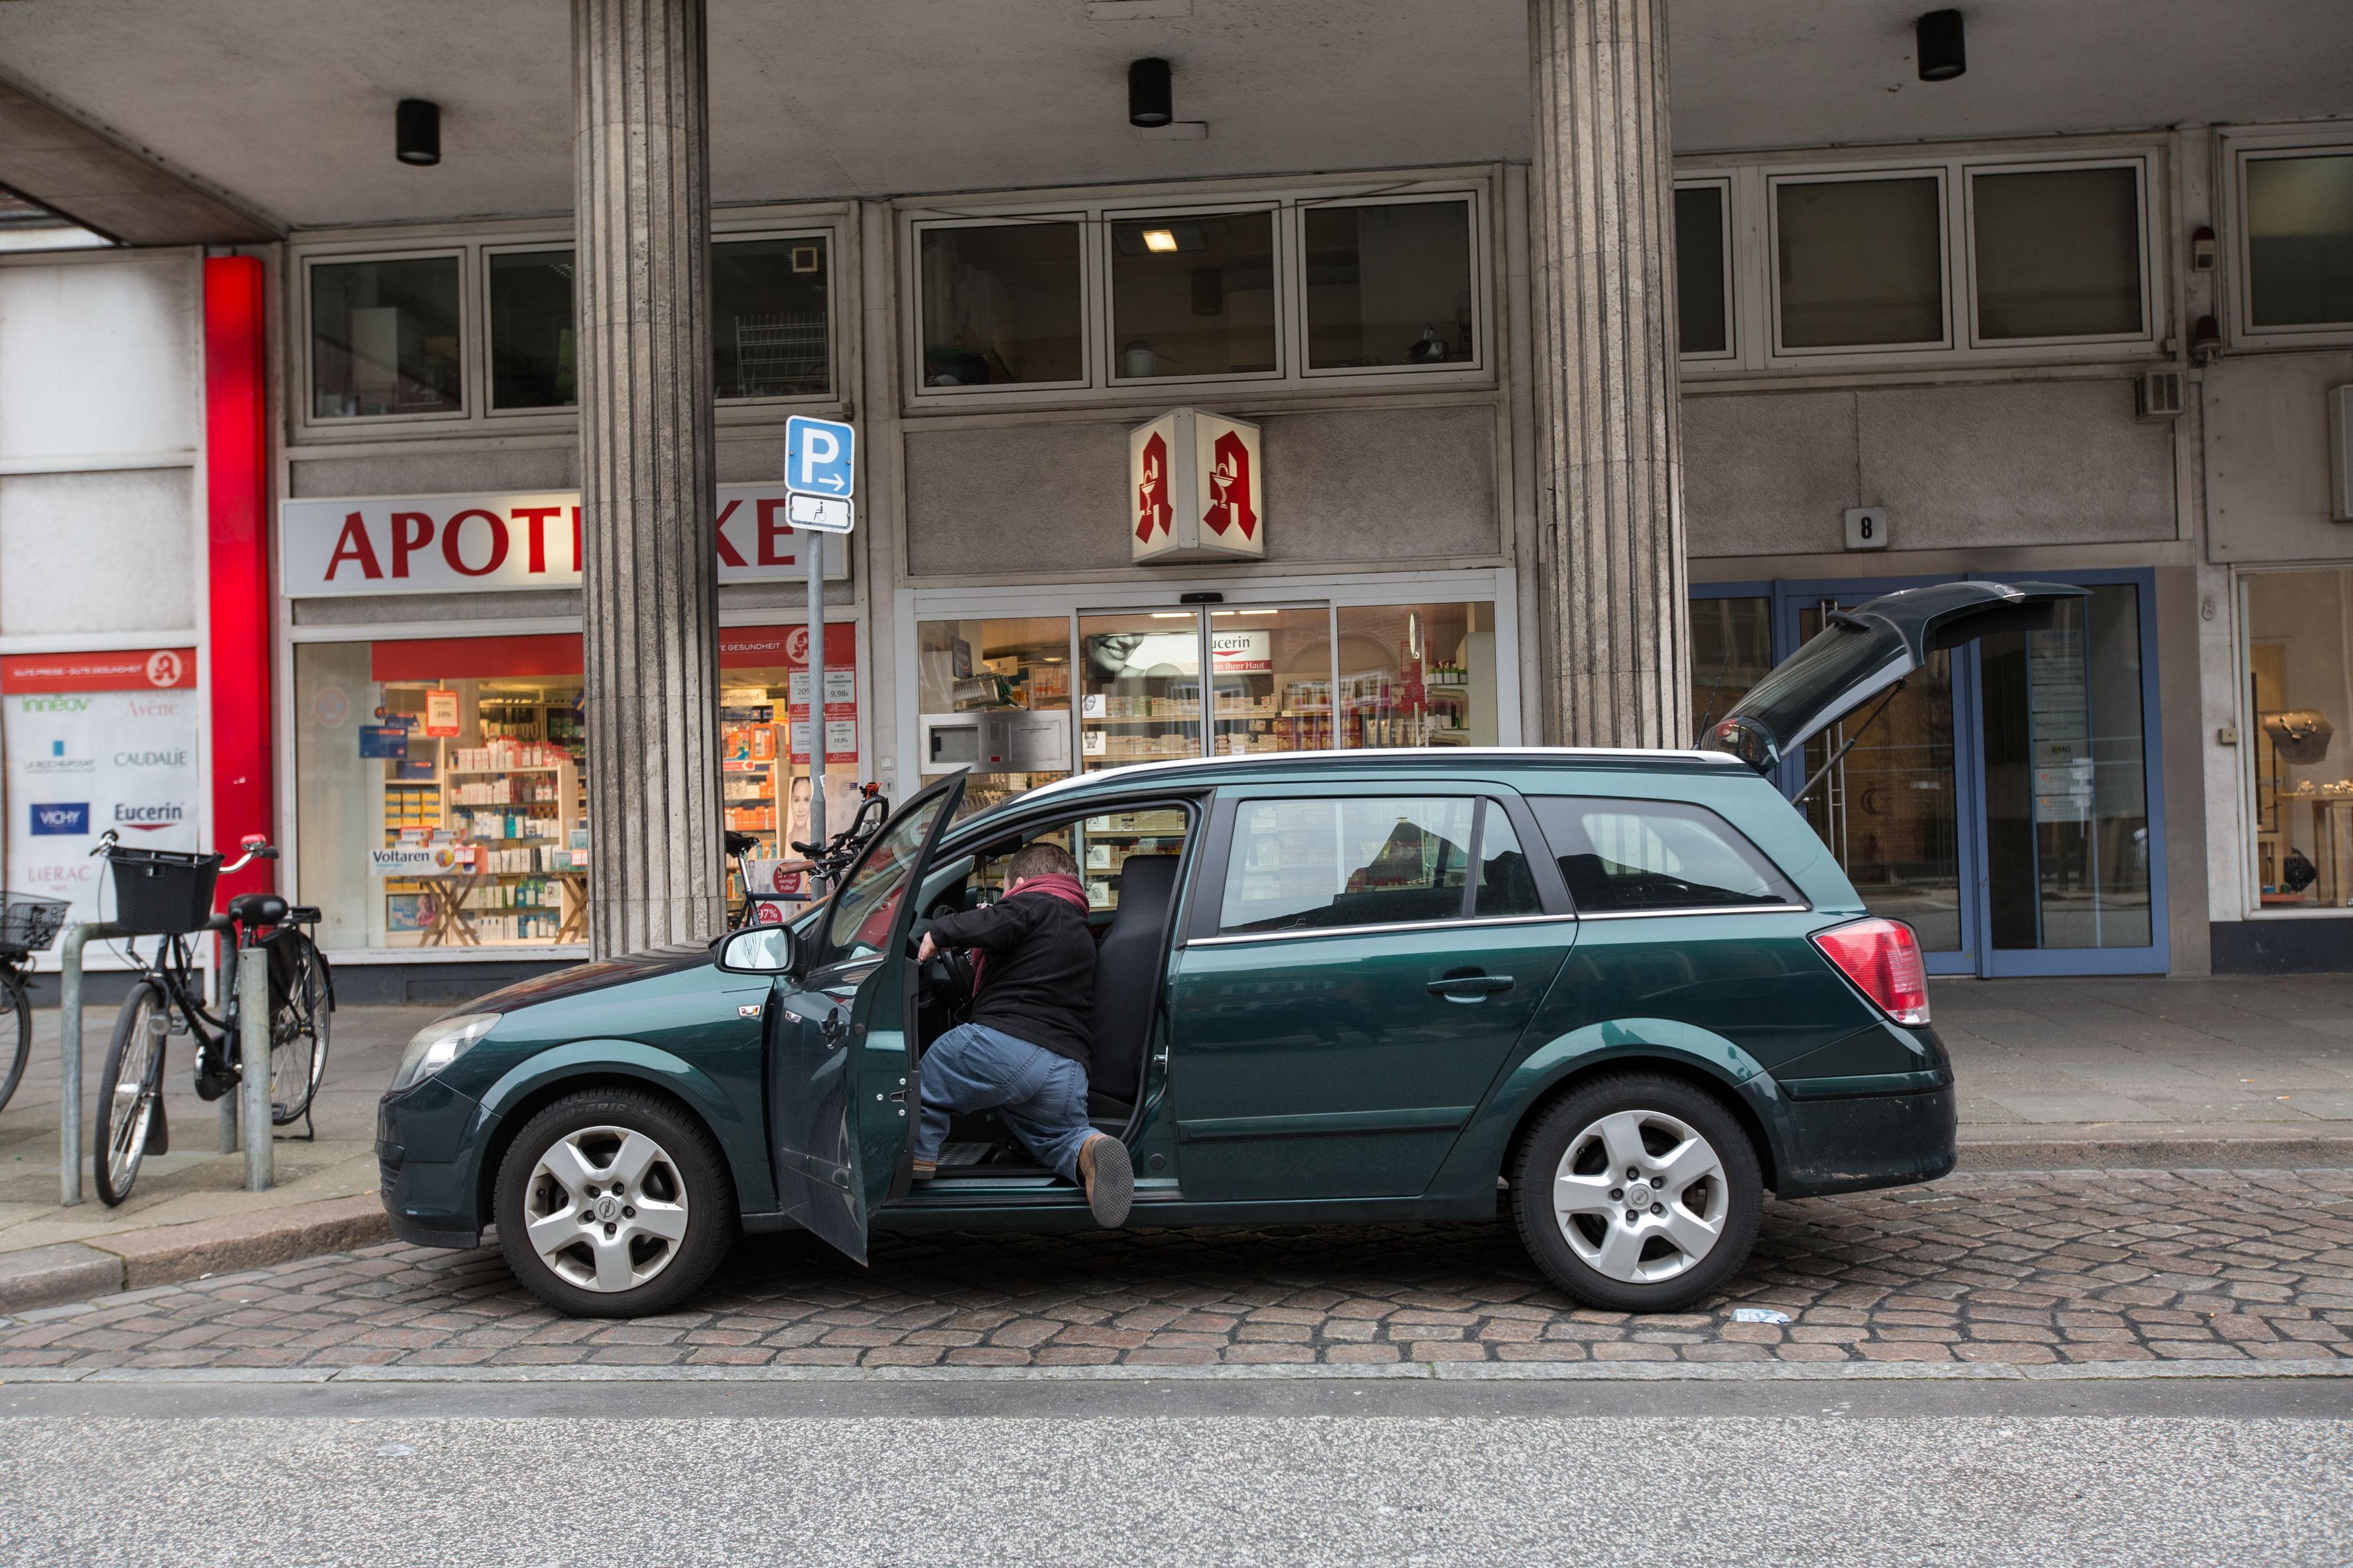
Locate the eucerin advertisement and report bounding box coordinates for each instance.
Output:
[2,649,203,937]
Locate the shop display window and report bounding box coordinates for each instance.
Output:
[1332,603,1497,750]
[917,615,1073,818]
[294,635,587,951]
[2244,570,2353,912]
[918,221,1085,386]
[1774,174,1945,349]
[1971,166,2144,341]
[1302,199,1475,369]
[714,622,862,902]
[488,249,576,410]
[959,809,1191,913]
[310,255,464,418]
[1674,185,1731,357]
[714,236,831,400]
[1110,211,1278,379]
[2244,152,2353,330]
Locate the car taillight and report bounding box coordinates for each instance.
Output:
[1811,918,1930,1026]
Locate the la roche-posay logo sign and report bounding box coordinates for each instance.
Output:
[24,739,92,776]
[31,802,89,836]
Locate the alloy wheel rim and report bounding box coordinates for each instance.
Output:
[1551,1108,1729,1285]
[523,1125,692,1293]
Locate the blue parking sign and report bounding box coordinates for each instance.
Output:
[785,415,855,499]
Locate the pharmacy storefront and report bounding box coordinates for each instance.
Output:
[280,488,859,965]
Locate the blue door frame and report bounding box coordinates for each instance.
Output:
[1693,568,2169,978]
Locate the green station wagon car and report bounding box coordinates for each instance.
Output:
[377,581,2079,1318]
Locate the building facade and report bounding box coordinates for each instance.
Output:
[0,4,2345,992]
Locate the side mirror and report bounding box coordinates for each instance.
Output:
[716,925,795,975]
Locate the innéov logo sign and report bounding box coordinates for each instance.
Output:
[30,802,89,836]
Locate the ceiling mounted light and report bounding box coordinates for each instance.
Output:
[1915,10,1965,82]
[1128,57,1173,128]
[1142,228,1179,253]
[396,98,441,166]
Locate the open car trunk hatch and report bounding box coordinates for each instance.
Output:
[1699,580,2088,775]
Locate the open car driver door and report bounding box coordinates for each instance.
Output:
[765,771,965,1265]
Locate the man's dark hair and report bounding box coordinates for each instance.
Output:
[1008,840,1079,885]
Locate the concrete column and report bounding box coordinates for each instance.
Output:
[574,0,723,955]
[1527,0,1691,749]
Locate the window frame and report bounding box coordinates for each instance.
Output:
[1961,156,2155,351]
[2222,126,2353,351]
[300,245,474,431]
[896,172,1495,413]
[479,238,579,419]
[2233,563,2353,922]
[1767,164,1955,361]
[1679,142,2168,376]
[707,221,849,410]
[1292,188,1489,382]
[1102,197,1288,388]
[1669,174,1739,365]
[1190,784,1568,947]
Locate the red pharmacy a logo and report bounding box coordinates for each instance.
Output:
[1203,430,1256,539]
[1135,433,1172,543]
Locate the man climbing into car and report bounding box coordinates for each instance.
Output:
[911,840,1133,1226]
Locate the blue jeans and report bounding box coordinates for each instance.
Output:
[914,1022,1094,1182]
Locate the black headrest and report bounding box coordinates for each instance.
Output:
[1112,854,1182,916]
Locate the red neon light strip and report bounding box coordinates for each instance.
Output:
[205,256,274,903]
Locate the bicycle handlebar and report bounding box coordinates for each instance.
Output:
[88,827,277,873]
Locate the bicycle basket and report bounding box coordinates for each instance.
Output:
[105,848,222,936]
[0,892,69,951]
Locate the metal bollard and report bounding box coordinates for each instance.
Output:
[56,924,95,1207]
[237,944,271,1193]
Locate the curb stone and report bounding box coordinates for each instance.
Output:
[4,1358,2348,1387]
[0,1195,390,1314]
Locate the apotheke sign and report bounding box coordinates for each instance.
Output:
[280,486,849,598]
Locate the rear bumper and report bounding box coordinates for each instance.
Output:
[1773,1080,1957,1200]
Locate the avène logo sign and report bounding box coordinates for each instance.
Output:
[279,487,848,598]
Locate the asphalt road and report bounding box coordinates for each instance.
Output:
[3,1377,2347,1566]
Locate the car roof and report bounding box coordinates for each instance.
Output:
[996,745,1745,813]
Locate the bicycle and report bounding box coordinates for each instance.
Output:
[788,782,891,892]
[89,830,335,1207]
[0,892,69,1114]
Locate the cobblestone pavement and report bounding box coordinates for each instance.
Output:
[3,1170,2351,1374]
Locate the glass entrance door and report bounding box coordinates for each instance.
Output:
[1748,572,2165,977]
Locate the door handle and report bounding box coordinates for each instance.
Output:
[1427,973,1514,1001]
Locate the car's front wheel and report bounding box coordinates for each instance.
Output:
[1511,1073,1764,1313]
[494,1089,738,1318]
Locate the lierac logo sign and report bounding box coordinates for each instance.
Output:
[279,487,847,598]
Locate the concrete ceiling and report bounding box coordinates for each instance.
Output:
[0,0,2345,236]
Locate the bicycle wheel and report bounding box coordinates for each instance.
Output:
[94,979,169,1207]
[0,975,30,1114]
[268,932,331,1125]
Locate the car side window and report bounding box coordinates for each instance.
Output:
[1529,797,1799,913]
[1475,806,1544,918]
[1219,796,1474,935]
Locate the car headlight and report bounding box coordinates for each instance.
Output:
[389,1013,501,1093]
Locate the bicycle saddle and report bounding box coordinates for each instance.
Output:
[724,830,758,857]
[227,892,288,928]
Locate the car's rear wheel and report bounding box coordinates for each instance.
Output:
[1511,1072,1764,1313]
[494,1089,738,1319]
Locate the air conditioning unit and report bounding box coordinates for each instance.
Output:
[2332,385,2353,522]
[2134,368,2184,422]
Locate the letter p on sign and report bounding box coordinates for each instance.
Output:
[785,415,856,499]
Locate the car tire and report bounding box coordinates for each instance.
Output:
[1511,1072,1764,1313]
[494,1088,739,1319]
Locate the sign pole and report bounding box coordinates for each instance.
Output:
[805,534,826,894]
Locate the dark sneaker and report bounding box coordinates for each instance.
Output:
[1078,1135,1132,1227]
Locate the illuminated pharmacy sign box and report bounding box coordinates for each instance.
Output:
[279,485,849,597]
[1130,408,1265,565]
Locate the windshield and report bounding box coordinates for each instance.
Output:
[1705,616,1909,769]
[817,789,953,969]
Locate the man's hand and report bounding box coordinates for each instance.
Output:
[916,930,937,963]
